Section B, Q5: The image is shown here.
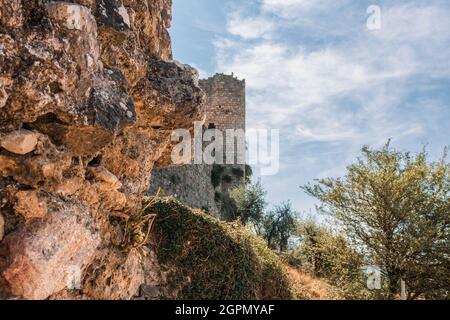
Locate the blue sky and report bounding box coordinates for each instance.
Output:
[171,0,450,214]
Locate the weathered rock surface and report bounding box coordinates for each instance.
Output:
[0,214,4,241]
[0,130,38,155]
[3,199,100,300]
[14,190,48,220]
[0,0,204,300]
[82,248,145,300]
[88,165,122,189]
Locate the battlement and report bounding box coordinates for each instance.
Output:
[200,73,246,84]
[199,73,246,132]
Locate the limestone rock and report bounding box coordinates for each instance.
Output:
[97,0,131,32]
[139,284,161,299]
[97,25,147,87]
[147,59,204,110]
[0,130,38,155]
[0,0,203,300]
[88,166,122,189]
[0,154,22,177]
[83,249,145,300]
[0,1,102,128]
[0,0,23,29]
[52,178,84,197]
[0,86,7,109]
[14,191,48,220]
[132,58,205,134]
[12,136,73,189]
[93,182,127,210]
[3,199,100,300]
[46,2,98,34]
[121,0,173,60]
[0,214,4,241]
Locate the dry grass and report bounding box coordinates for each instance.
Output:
[120,194,159,254]
[286,265,336,300]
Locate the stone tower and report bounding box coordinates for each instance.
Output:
[199,73,246,133]
[148,73,247,219]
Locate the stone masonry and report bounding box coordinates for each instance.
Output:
[149,73,246,219]
[149,164,220,217]
[199,73,246,132]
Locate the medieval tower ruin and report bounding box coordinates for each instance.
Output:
[200,73,246,133]
[149,73,246,219]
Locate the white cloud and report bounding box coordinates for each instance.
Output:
[263,0,322,12]
[226,12,275,39]
[262,0,350,18]
[218,43,375,104]
[216,40,426,146]
[376,4,450,42]
[216,2,450,140]
[211,0,450,210]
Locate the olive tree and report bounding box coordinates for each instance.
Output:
[303,143,449,299]
[229,180,267,226]
[261,202,297,252]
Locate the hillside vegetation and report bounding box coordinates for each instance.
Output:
[145,196,294,300]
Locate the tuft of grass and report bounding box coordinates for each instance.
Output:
[285,265,336,300]
[119,197,158,255]
[147,196,293,300]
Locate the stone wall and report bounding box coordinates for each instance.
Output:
[148,73,247,220]
[199,73,246,132]
[148,164,220,217]
[148,163,246,220]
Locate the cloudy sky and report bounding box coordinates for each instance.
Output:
[171,0,450,214]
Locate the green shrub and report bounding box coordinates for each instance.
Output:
[222,174,233,183]
[245,165,253,183]
[211,164,225,188]
[218,192,238,222]
[229,181,266,225]
[279,252,303,268]
[147,196,293,300]
[231,167,245,178]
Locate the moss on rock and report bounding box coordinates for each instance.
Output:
[146,196,293,300]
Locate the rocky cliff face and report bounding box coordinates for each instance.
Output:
[0,0,204,300]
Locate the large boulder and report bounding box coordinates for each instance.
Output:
[3,199,100,300]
